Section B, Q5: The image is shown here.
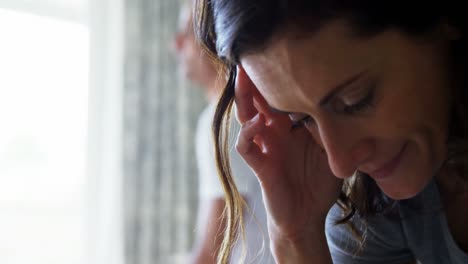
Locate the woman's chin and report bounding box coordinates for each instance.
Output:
[380,187,420,200]
[377,175,431,200]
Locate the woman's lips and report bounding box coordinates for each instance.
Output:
[367,143,407,180]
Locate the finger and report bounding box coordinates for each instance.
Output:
[236,113,264,155]
[251,96,293,131]
[252,122,285,155]
[236,113,266,169]
[237,113,282,158]
[252,95,271,116]
[253,135,267,154]
[252,96,281,126]
[234,65,261,124]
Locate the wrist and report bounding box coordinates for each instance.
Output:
[269,222,332,264]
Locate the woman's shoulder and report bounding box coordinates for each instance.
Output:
[325,179,468,263]
[399,179,468,263]
[326,203,413,263]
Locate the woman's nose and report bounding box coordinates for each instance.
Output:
[312,121,374,178]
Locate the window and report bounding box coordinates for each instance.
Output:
[0,6,88,264]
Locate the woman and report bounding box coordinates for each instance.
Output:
[194,0,467,263]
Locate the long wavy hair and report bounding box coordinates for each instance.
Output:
[193,1,467,263]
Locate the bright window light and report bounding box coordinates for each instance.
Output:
[0,8,88,264]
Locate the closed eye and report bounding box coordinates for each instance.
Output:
[342,87,375,114]
[290,115,314,130]
[342,86,375,114]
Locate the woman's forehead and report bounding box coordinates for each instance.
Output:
[240,23,369,111]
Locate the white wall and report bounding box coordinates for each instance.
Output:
[0,0,87,22]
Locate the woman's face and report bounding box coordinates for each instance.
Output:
[240,20,453,199]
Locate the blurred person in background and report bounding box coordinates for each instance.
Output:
[172,1,273,263]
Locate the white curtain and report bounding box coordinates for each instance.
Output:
[122,0,205,263]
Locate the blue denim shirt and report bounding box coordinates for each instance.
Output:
[326,180,468,263]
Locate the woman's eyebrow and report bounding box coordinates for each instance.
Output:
[268,107,308,120]
[319,70,368,106]
[268,70,368,115]
[268,106,292,115]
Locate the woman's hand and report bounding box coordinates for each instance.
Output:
[234,66,342,243]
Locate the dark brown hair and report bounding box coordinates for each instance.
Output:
[194,1,467,263]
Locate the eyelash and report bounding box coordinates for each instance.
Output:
[342,87,375,114]
[290,116,314,130]
[290,87,376,130]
